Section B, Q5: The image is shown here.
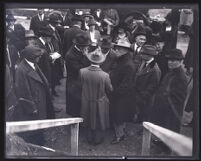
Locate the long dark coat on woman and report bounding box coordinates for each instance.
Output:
[80,66,113,130]
[65,46,90,116]
[109,53,136,124]
[134,61,161,121]
[150,66,188,133]
[14,59,55,121]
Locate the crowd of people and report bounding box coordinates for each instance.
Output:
[5,8,194,150]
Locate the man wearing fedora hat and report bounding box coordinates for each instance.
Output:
[150,49,188,134]
[63,15,85,55]
[6,13,26,52]
[109,40,136,144]
[80,45,113,145]
[132,45,161,126]
[30,8,48,37]
[99,36,117,73]
[65,32,91,117]
[14,46,55,145]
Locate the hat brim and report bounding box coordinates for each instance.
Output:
[86,54,106,64]
[165,55,184,60]
[73,39,91,46]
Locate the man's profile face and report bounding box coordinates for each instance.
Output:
[38,9,44,15]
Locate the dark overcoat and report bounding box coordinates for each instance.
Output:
[150,66,188,132]
[134,61,161,120]
[7,24,26,52]
[100,49,117,74]
[109,53,136,124]
[63,26,85,55]
[29,14,48,37]
[65,46,90,116]
[80,66,113,130]
[14,59,55,121]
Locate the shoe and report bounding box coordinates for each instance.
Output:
[111,136,125,144]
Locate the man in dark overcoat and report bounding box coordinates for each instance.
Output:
[29,8,48,37]
[65,33,91,117]
[151,49,188,134]
[63,15,85,55]
[6,13,26,52]
[109,40,136,144]
[14,46,55,145]
[100,36,117,73]
[133,45,161,124]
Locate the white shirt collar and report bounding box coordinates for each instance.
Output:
[73,24,81,28]
[135,43,141,51]
[39,37,46,45]
[49,24,55,31]
[91,64,100,68]
[38,14,44,21]
[75,45,81,52]
[25,59,35,70]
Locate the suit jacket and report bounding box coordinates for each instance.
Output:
[134,62,161,108]
[63,26,85,55]
[103,9,120,26]
[14,59,55,121]
[86,30,101,44]
[29,14,48,37]
[80,66,113,130]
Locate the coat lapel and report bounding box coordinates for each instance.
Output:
[23,60,45,85]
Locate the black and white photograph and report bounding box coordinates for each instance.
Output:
[3,2,199,159]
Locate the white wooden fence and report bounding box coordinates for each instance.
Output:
[6,118,83,156]
[142,122,192,156]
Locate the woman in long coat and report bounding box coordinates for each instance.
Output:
[109,41,136,144]
[80,45,113,145]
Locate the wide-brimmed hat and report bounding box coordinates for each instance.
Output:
[25,30,38,39]
[22,45,43,62]
[88,19,97,26]
[165,49,184,60]
[133,25,147,39]
[73,32,91,46]
[85,46,107,64]
[82,13,94,19]
[38,27,54,38]
[140,44,158,56]
[98,36,113,49]
[6,13,16,22]
[113,39,131,49]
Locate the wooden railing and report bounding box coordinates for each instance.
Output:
[142,122,192,156]
[6,118,83,156]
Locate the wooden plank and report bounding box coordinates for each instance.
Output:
[6,118,83,134]
[141,127,151,155]
[71,123,79,156]
[143,122,192,156]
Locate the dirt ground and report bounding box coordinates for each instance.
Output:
[6,9,193,158]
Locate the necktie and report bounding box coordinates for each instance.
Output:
[136,46,140,54]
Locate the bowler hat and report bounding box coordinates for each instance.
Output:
[22,45,43,62]
[133,25,147,39]
[6,13,16,22]
[140,45,158,56]
[73,32,91,46]
[165,49,184,60]
[98,36,113,49]
[85,46,107,64]
[88,19,97,26]
[25,30,38,39]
